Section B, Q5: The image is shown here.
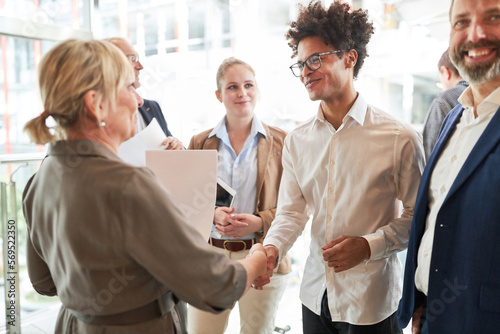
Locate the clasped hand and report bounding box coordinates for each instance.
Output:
[214,207,263,239]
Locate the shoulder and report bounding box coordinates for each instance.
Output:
[262,123,287,140]
[188,128,215,149]
[368,105,421,142]
[442,103,464,127]
[141,99,162,112]
[285,116,315,142]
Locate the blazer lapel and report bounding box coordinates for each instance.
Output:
[417,105,464,205]
[427,105,465,172]
[202,135,219,150]
[256,125,272,199]
[446,106,500,200]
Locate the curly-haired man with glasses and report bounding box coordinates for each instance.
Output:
[258,1,425,333]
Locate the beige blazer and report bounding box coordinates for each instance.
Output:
[188,122,291,274]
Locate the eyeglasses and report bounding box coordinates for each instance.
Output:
[289,50,346,77]
[126,54,140,63]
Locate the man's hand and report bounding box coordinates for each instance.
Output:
[411,302,424,334]
[322,235,371,273]
[162,136,184,150]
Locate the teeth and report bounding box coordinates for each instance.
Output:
[468,49,491,58]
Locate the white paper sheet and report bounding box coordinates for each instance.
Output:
[145,150,218,240]
[118,118,166,166]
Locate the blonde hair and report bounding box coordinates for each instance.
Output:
[215,57,256,92]
[24,39,133,144]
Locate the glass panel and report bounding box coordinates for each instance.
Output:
[0,35,59,329]
[0,0,85,30]
[0,36,56,157]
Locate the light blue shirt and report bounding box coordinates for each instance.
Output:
[209,115,267,240]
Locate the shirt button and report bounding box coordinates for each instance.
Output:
[329,160,335,166]
[328,188,333,194]
[451,155,457,162]
[440,186,446,194]
[435,269,439,272]
[327,215,332,221]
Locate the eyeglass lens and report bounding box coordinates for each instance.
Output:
[291,54,322,77]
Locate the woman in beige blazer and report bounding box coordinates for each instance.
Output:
[187,57,291,334]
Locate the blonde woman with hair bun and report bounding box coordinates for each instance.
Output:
[23,40,267,334]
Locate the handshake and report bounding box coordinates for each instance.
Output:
[245,244,280,290]
[243,235,372,292]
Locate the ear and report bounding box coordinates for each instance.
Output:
[83,90,103,123]
[345,49,358,69]
[440,66,452,81]
[215,90,223,103]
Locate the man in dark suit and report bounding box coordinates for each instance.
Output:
[398,0,500,333]
[108,37,183,150]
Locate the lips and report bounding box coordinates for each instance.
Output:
[457,41,500,63]
[304,78,320,89]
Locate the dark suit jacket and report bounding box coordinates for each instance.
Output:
[138,99,172,137]
[188,122,291,275]
[397,104,500,332]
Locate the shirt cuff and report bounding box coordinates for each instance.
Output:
[363,231,385,260]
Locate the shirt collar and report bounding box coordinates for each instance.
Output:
[48,140,122,162]
[313,93,367,128]
[209,114,267,139]
[459,85,500,117]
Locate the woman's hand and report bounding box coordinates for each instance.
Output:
[214,206,237,226]
[238,243,267,293]
[215,212,263,239]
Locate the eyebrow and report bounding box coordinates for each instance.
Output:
[298,52,320,62]
[453,8,500,21]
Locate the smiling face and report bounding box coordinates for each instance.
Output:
[112,39,144,88]
[216,64,257,119]
[449,0,500,84]
[297,36,353,104]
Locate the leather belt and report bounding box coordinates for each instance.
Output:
[210,237,255,252]
[70,291,180,328]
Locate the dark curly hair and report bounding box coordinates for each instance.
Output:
[286,1,374,79]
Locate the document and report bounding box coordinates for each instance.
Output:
[118,118,166,166]
[146,150,218,240]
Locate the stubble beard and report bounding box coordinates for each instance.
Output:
[450,40,500,84]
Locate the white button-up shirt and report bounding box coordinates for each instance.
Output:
[415,87,500,295]
[264,95,425,325]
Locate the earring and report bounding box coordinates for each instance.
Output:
[100,121,106,127]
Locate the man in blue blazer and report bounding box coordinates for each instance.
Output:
[109,37,184,150]
[398,0,500,333]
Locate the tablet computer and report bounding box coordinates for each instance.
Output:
[216,177,236,208]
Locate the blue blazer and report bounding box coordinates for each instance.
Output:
[138,99,173,137]
[397,104,500,332]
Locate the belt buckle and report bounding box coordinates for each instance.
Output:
[223,240,247,252]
